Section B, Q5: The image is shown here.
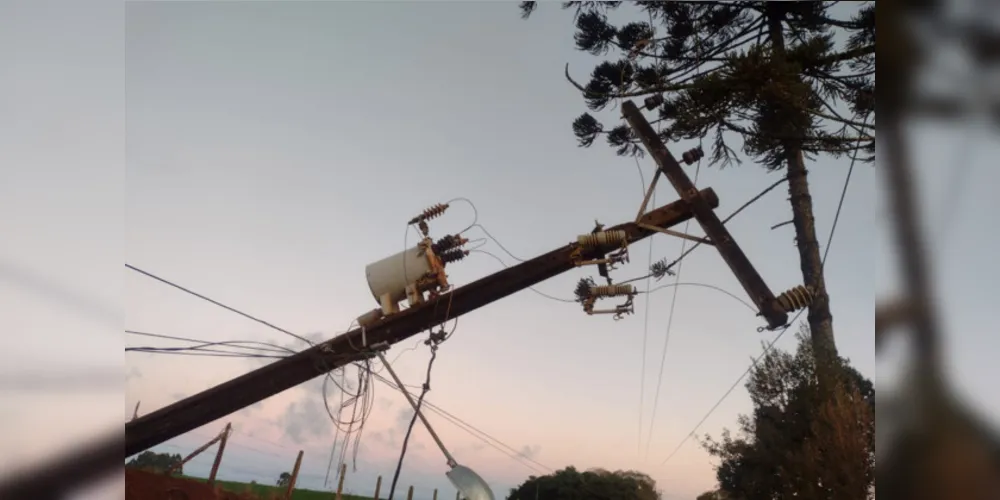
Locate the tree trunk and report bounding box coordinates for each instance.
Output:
[765,5,839,369]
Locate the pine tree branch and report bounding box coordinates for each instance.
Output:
[820,99,875,137]
[816,44,875,66]
[807,108,874,132]
[815,14,866,31]
[518,1,536,19]
[839,69,876,79]
[720,119,872,144]
[633,17,765,64]
[615,40,730,63]
[563,63,694,99]
[809,69,870,92]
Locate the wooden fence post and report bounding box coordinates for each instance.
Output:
[406,485,414,500]
[165,422,229,477]
[284,450,303,499]
[373,475,382,500]
[207,423,231,487]
[335,463,347,500]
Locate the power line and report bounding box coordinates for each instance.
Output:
[820,117,868,267]
[387,343,438,500]
[369,371,551,475]
[121,274,374,475]
[126,339,291,357]
[643,160,702,461]
[465,224,527,262]
[644,282,757,314]
[125,263,315,346]
[657,120,865,467]
[641,23,714,461]
[468,249,576,303]
[618,175,789,287]
[127,348,284,360]
[424,199,580,304]
[125,330,291,354]
[657,309,804,466]
[125,196,707,457]
[127,333,551,475]
[637,156,654,458]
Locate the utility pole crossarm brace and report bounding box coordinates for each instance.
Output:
[123,189,719,457]
[621,100,789,329]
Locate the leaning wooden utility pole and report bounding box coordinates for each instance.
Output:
[335,463,347,500]
[207,422,231,486]
[621,100,790,330]
[165,422,230,477]
[125,191,716,456]
[284,450,304,499]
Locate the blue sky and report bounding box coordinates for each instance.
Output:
[1,2,997,500]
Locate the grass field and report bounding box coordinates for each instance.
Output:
[183,475,374,500]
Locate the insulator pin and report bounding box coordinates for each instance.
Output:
[408,203,450,225]
[577,230,628,248]
[438,249,468,265]
[775,285,814,313]
[589,284,637,298]
[681,147,704,165]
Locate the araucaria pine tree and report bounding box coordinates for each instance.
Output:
[520,1,874,368]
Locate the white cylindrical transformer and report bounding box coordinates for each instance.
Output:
[365,245,434,305]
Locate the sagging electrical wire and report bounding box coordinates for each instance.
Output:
[317,320,378,474]
[125,330,291,355]
[127,332,551,475]
[463,223,530,263]
[387,336,442,500]
[327,359,375,472]
[126,341,288,357]
[658,307,806,467]
[449,198,590,302]
[617,174,790,287]
[632,120,661,458]
[333,258,460,479]
[127,348,284,359]
[340,283,460,477]
[118,277,373,474]
[367,371,553,476]
[125,216,520,478]
[631,16,664,454]
[452,197,548,265]
[658,114,868,467]
[125,264,315,346]
[642,150,702,460]
[324,366,345,488]
[445,197,479,235]
[644,281,757,314]
[468,249,577,303]
[465,237,488,251]
[127,325,375,470]
[127,323,373,472]
[636,11,716,460]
